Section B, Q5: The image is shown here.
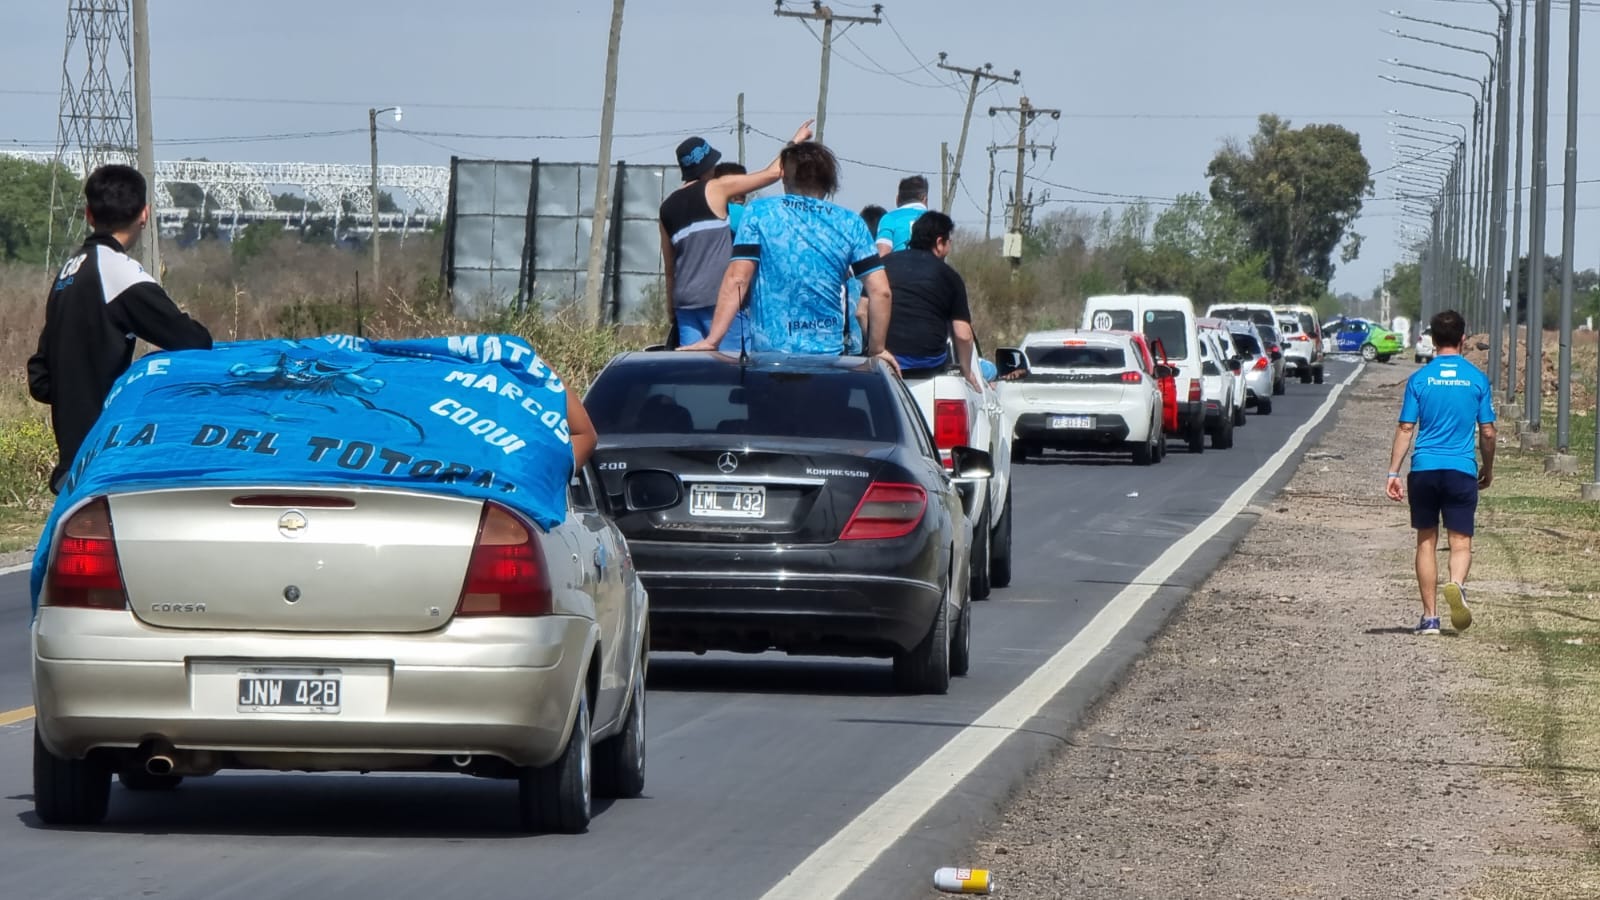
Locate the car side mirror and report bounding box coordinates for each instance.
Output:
[1270,348,1283,361]
[1227,358,1243,374]
[1153,363,1175,379]
[950,446,994,480]
[994,347,1028,379]
[622,470,682,512]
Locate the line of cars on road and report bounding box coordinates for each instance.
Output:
[987,295,1327,465]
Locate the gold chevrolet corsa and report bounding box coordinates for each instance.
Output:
[31,468,651,833]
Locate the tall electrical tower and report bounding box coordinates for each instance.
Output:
[48,0,138,264]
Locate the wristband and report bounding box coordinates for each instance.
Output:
[1387,472,1401,478]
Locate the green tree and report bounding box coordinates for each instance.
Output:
[1206,114,1373,301]
[231,220,286,266]
[1385,260,1422,321]
[0,157,80,265]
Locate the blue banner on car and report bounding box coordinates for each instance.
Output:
[31,334,577,612]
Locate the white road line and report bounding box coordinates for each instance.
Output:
[759,363,1366,900]
[0,562,32,577]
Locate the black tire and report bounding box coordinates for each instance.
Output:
[1299,368,1312,384]
[1010,441,1033,464]
[1186,416,1205,453]
[968,504,991,601]
[1414,355,1423,364]
[1131,438,1153,466]
[1378,355,1393,364]
[1256,397,1273,416]
[1313,366,1325,385]
[1232,402,1246,427]
[1360,343,1378,361]
[1212,411,1235,450]
[949,602,971,678]
[34,728,110,826]
[894,591,951,694]
[1272,376,1286,396]
[518,692,593,834]
[594,660,646,800]
[989,486,1013,589]
[118,770,183,791]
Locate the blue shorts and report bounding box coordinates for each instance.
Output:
[676,307,744,352]
[1408,469,1479,536]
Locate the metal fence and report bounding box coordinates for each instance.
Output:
[442,157,671,323]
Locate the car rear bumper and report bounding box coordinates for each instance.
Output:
[631,541,943,657]
[1013,411,1134,446]
[32,609,593,768]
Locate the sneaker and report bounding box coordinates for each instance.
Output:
[1415,617,1441,635]
[1443,582,1472,632]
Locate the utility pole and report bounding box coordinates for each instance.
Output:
[1548,0,1580,467]
[984,145,996,242]
[988,96,1059,269]
[936,54,1019,214]
[774,1,882,145]
[583,0,626,325]
[1523,0,1551,443]
[939,140,949,211]
[130,0,159,277]
[736,92,746,166]
[1506,0,1529,414]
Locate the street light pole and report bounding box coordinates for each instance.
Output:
[1488,1,1513,398]
[369,105,402,301]
[1550,0,1580,463]
[1507,0,1529,412]
[1523,0,1551,439]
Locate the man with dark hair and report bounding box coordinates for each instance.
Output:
[659,121,811,349]
[682,143,894,367]
[713,161,751,235]
[1386,309,1495,635]
[875,175,929,256]
[880,212,979,389]
[844,204,890,353]
[27,164,213,493]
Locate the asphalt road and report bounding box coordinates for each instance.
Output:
[0,359,1358,900]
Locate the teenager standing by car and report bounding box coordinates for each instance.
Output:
[680,143,895,368]
[27,164,213,494]
[1384,309,1495,635]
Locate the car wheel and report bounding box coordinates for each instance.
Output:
[1232,403,1246,427]
[949,600,971,678]
[1313,366,1324,385]
[1256,397,1273,416]
[1186,417,1205,454]
[518,691,593,834]
[1212,409,1234,450]
[118,769,183,791]
[1010,441,1033,464]
[1272,376,1286,396]
[989,485,1013,589]
[1414,355,1423,364]
[594,657,646,800]
[894,588,951,694]
[34,727,110,826]
[1299,368,1312,384]
[1360,343,1378,361]
[1131,438,1153,466]
[968,504,992,601]
[1378,354,1393,364]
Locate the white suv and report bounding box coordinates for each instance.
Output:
[998,329,1166,466]
[1415,327,1435,363]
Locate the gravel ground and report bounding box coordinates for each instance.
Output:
[963,362,1587,899]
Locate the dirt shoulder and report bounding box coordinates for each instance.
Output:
[965,362,1592,899]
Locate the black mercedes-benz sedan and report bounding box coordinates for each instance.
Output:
[585,352,992,693]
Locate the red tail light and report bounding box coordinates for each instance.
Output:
[1253,356,1269,370]
[1120,371,1143,384]
[47,498,127,609]
[1187,378,1202,402]
[1268,345,1280,355]
[456,503,553,617]
[933,399,968,468]
[841,483,927,541]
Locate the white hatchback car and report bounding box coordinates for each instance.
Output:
[999,329,1166,465]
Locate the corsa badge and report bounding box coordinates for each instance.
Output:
[278,510,309,539]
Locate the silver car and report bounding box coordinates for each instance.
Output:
[1223,323,1275,415]
[1254,323,1288,396]
[32,470,651,833]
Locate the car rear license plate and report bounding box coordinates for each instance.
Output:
[1048,415,1093,430]
[237,668,341,713]
[689,484,766,518]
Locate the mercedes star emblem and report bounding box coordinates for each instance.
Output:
[717,452,740,474]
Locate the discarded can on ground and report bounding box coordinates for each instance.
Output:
[933,867,993,894]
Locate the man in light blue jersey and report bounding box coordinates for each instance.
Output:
[682,143,895,368]
[1386,309,1496,635]
[875,175,928,255]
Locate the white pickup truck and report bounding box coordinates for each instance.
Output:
[903,340,1014,600]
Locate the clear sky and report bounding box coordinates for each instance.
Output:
[2,0,1595,296]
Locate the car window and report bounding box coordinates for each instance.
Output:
[1087,308,1136,331]
[1025,345,1127,369]
[1142,309,1189,360]
[1231,332,1263,356]
[1296,312,1317,335]
[587,365,902,443]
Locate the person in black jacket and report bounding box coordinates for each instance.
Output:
[27,164,214,493]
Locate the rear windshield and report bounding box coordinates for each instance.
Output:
[1296,312,1317,335]
[1278,318,1302,334]
[1211,306,1275,327]
[1086,308,1136,331]
[1142,309,1189,360]
[1026,345,1126,369]
[586,364,901,442]
[1230,332,1263,355]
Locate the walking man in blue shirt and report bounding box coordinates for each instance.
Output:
[1385,310,1496,635]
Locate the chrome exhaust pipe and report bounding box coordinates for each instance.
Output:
[451,754,472,768]
[141,738,177,776]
